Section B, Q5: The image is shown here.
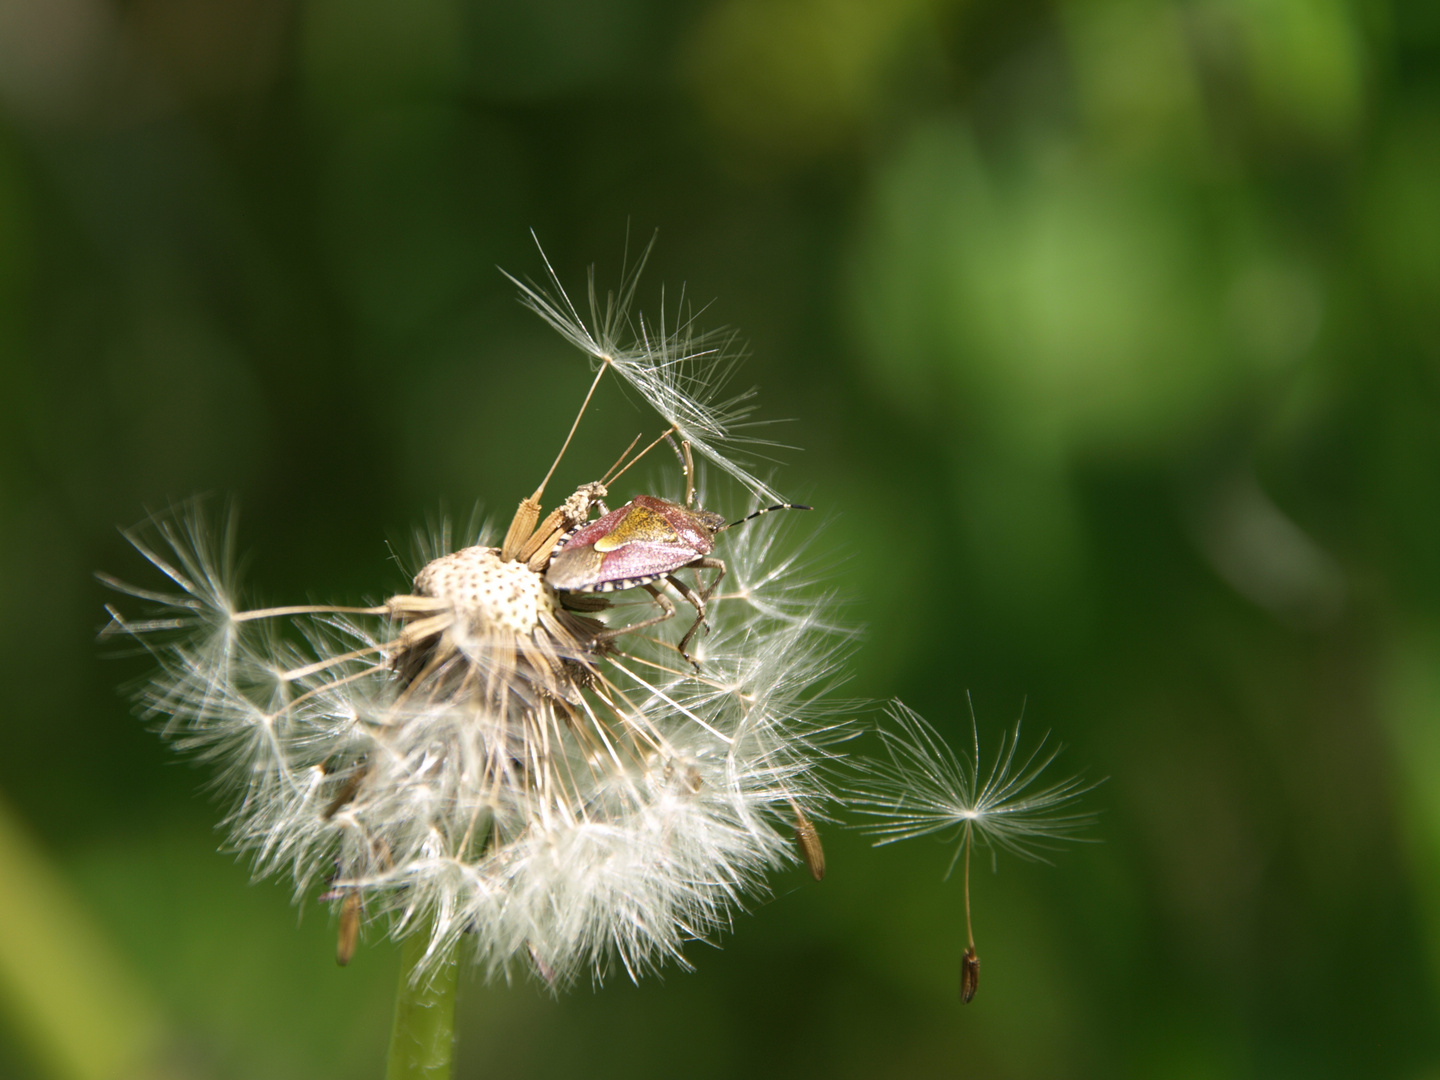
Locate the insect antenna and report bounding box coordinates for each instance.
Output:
[724,503,812,529]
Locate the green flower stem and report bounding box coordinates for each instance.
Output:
[385,932,460,1080]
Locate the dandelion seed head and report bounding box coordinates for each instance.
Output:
[103,249,858,988]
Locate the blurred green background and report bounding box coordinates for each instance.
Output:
[1,0,1438,1077]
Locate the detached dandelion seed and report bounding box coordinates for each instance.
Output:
[504,231,785,505]
[851,700,1097,1003]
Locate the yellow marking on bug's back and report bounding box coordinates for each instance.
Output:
[593,505,677,552]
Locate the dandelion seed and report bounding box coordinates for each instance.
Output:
[503,231,785,505]
[850,700,1096,1002]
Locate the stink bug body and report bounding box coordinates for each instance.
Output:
[546,441,808,665]
[547,495,727,597]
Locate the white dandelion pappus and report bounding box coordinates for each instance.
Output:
[853,701,1095,865]
[101,249,851,989]
[503,232,786,506]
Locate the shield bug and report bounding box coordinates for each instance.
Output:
[546,441,808,665]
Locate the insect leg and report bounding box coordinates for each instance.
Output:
[666,576,707,663]
[670,558,725,662]
[691,556,726,605]
[591,583,676,646]
[681,441,696,509]
[663,434,697,508]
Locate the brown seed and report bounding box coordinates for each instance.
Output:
[336,891,361,967]
[960,945,980,1004]
[791,801,825,881]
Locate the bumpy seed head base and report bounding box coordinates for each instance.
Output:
[387,545,601,703]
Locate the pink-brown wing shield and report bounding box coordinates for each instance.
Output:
[547,496,716,592]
